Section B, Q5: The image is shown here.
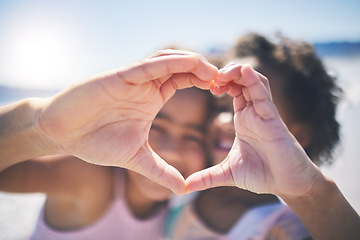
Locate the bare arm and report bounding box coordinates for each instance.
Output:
[0,155,111,195]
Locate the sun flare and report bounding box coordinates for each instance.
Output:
[0,16,81,89]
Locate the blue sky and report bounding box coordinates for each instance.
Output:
[0,0,359,89]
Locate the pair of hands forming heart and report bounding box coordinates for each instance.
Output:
[35,50,321,199]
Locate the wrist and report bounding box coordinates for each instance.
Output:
[281,167,329,204]
[0,98,59,170]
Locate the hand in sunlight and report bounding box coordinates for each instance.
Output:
[186,63,321,198]
[36,50,218,195]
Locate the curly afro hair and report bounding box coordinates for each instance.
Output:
[228,33,342,166]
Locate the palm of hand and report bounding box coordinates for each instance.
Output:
[229,103,308,196]
[38,74,163,166]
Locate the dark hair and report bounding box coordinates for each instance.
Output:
[227,33,342,165]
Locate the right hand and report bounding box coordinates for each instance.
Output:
[35,50,218,195]
[186,63,322,198]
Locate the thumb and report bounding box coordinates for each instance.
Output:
[128,145,186,195]
[185,160,236,193]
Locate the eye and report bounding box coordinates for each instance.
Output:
[184,134,204,147]
[150,124,164,133]
[149,123,169,147]
[149,124,167,141]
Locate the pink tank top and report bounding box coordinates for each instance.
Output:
[30,168,168,240]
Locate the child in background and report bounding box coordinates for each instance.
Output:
[166,33,359,239]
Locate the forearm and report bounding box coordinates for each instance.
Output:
[282,174,360,240]
[0,98,57,171]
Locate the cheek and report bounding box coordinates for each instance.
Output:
[183,149,206,174]
[213,151,227,165]
[148,132,162,150]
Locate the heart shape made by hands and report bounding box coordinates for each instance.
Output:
[38,50,315,198]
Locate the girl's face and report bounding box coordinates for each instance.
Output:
[127,89,208,202]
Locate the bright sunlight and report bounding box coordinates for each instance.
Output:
[0,12,84,89]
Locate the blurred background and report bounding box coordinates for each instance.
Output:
[0,0,359,239]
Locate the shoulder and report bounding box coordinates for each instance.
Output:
[43,157,115,230]
[264,205,312,240]
[226,203,311,240]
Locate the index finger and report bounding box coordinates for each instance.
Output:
[117,52,218,85]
